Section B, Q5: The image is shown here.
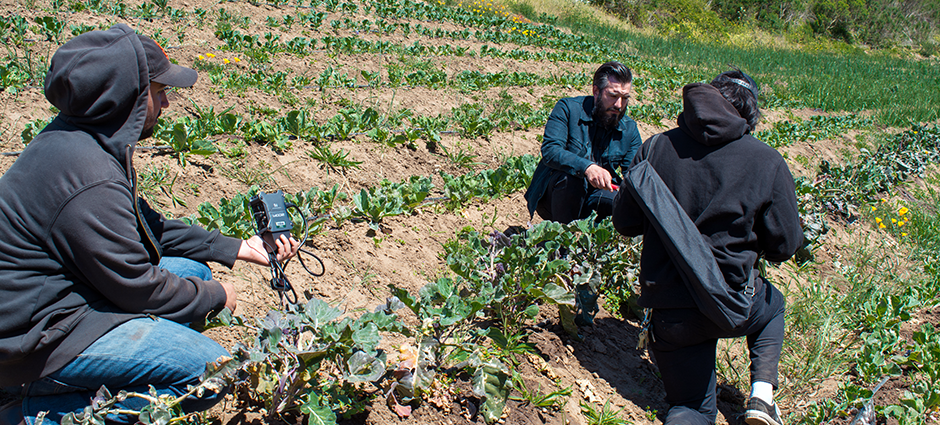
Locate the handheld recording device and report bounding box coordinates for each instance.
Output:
[248,189,325,306]
[249,190,293,253]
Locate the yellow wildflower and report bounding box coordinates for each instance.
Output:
[198,55,205,60]
[206,53,215,58]
[233,57,241,62]
[875,217,882,223]
[899,206,909,216]
[891,218,897,223]
[871,206,877,211]
[899,221,906,226]
[879,223,886,229]
[223,58,230,64]
[902,232,907,236]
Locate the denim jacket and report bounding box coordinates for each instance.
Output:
[525,95,642,217]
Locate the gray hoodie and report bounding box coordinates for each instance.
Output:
[0,24,240,386]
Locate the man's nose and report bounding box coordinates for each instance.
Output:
[612,97,624,110]
[160,92,169,108]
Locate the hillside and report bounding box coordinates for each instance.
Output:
[1,0,940,424]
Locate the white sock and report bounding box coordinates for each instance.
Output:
[750,381,774,405]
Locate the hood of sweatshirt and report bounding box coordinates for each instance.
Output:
[677,82,749,147]
[43,23,150,167]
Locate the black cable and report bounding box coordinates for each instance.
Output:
[256,200,327,307]
[267,251,298,305]
[288,203,326,278]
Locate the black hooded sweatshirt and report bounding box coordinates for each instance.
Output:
[612,83,803,310]
[0,24,241,386]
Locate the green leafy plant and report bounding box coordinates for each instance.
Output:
[509,371,571,409]
[20,117,54,145]
[581,399,630,425]
[351,177,431,230]
[155,121,219,165]
[437,140,480,169]
[306,144,362,174]
[243,119,291,152]
[191,192,254,239]
[34,16,65,43]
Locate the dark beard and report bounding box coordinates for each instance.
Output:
[593,104,623,131]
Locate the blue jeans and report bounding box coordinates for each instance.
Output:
[15,258,230,425]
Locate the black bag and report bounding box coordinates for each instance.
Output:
[624,135,755,331]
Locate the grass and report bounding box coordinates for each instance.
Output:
[137,163,187,211]
[580,399,630,425]
[218,158,276,188]
[506,0,940,127]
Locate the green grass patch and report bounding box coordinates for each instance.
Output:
[509,0,940,126]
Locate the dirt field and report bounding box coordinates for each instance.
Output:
[0,0,934,423]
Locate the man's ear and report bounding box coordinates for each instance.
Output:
[592,84,599,99]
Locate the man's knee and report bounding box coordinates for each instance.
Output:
[158,257,213,281]
[664,405,715,425]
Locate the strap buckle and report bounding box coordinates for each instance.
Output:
[744,283,756,298]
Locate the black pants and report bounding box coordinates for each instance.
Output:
[649,278,786,425]
[535,172,616,224]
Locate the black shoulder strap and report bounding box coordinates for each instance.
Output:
[624,136,753,331]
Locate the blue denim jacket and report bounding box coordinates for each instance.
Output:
[525,95,642,217]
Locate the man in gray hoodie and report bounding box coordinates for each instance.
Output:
[0,24,297,424]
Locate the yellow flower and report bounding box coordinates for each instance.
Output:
[899,221,906,226]
[871,206,877,211]
[891,218,897,223]
[902,232,908,236]
[879,223,886,229]
[875,217,882,223]
[223,58,230,64]
[899,206,909,216]
[206,53,215,58]
[233,57,241,62]
[198,55,205,60]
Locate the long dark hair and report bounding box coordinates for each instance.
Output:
[710,70,761,132]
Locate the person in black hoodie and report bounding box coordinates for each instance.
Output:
[612,71,803,425]
[0,24,298,425]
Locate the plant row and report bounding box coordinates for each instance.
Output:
[185,153,537,235]
[754,114,874,148]
[799,124,940,219]
[20,93,553,165]
[197,52,590,94]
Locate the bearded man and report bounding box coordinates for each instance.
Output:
[524,61,643,224]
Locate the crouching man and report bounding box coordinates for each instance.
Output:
[0,24,298,425]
